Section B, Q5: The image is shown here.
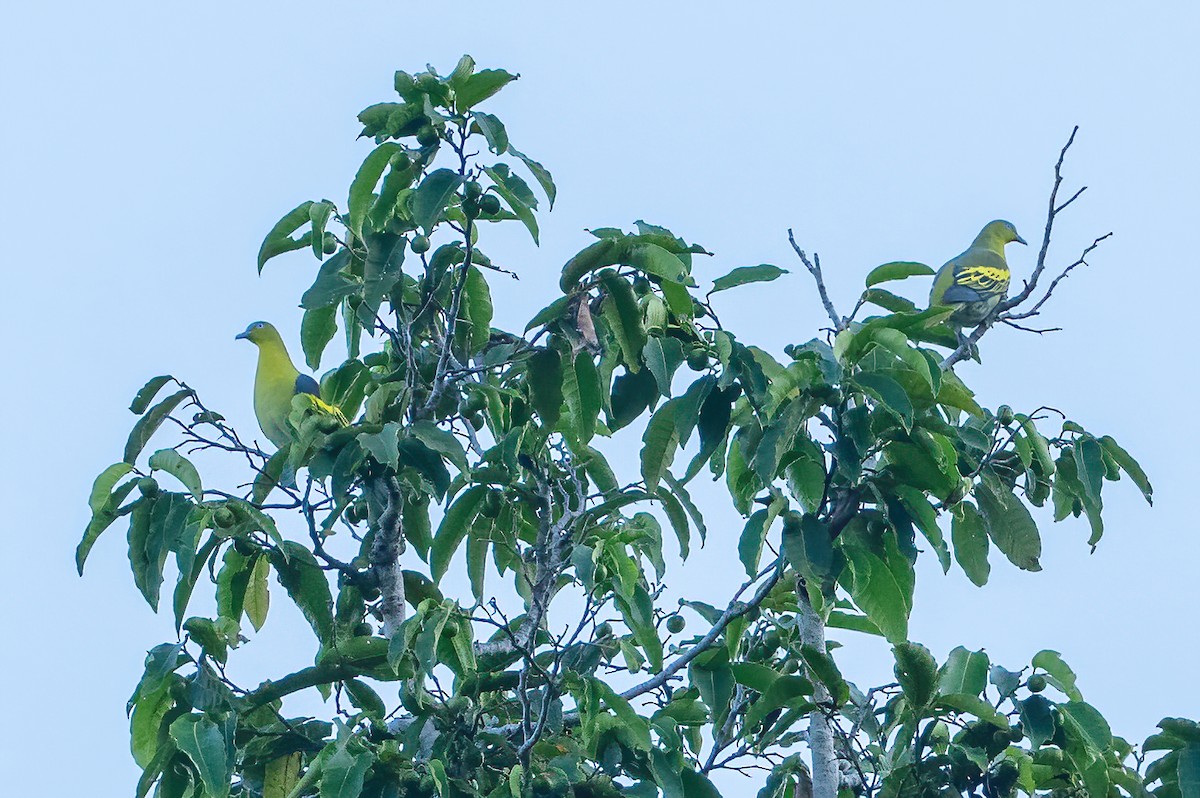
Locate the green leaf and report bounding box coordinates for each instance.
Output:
[1060,701,1112,755]
[641,402,679,492]
[865,261,934,287]
[461,266,493,354]
[525,295,571,331]
[663,472,707,545]
[710,264,788,293]
[730,662,784,694]
[78,463,135,572]
[893,642,938,710]
[125,388,192,464]
[484,164,540,243]
[1179,745,1200,798]
[1032,649,1083,701]
[244,554,270,632]
[854,372,914,430]
[269,541,333,643]
[567,351,602,443]
[559,238,622,292]
[656,486,692,560]
[130,376,174,414]
[861,288,917,313]
[348,142,402,239]
[455,68,517,109]
[626,242,688,283]
[169,715,231,798]
[936,693,1008,728]
[976,473,1042,571]
[258,201,314,272]
[1073,437,1105,506]
[738,509,769,577]
[528,348,564,429]
[938,646,989,697]
[743,674,816,733]
[410,421,468,473]
[300,250,356,310]
[951,502,990,587]
[781,513,834,585]
[594,679,652,751]
[643,336,685,396]
[301,306,339,371]
[600,272,647,367]
[1019,695,1056,748]
[680,769,723,798]
[148,450,203,501]
[431,486,486,582]
[129,493,193,610]
[411,168,464,233]
[895,486,949,573]
[799,644,848,705]
[473,111,508,153]
[1100,434,1153,505]
[310,201,334,259]
[842,534,912,644]
[320,746,376,798]
[358,422,402,470]
[508,146,556,209]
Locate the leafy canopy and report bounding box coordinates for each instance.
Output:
[79,56,1186,798]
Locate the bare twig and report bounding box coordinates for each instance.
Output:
[788,229,843,331]
[940,128,1112,370]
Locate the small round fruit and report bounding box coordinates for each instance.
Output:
[1028,674,1047,693]
[686,347,710,371]
[479,194,501,215]
[1008,724,1025,742]
[468,411,485,431]
[416,125,439,146]
[411,235,431,254]
[632,277,652,296]
[461,197,480,217]
[997,404,1015,425]
[322,236,337,255]
[213,507,236,528]
[353,622,374,637]
[464,180,483,200]
[595,622,613,638]
[137,477,159,497]
[665,614,686,634]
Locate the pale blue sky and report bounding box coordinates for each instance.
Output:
[3,2,1197,794]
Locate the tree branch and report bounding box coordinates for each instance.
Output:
[788,229,844,331]
[797,583,838,798]
[368,475,406,637]
[940,127,1112,370]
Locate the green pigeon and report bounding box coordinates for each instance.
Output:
[929,220,1027,327]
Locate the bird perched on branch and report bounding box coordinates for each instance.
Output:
[930,220,1027,327]
[236,321,347,449]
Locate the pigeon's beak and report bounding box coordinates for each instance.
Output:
[235,331,250,340]
[1015,235,1028,246]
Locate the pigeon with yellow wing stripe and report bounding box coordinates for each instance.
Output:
[236,321,348,449]
[930,220,1027,327]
